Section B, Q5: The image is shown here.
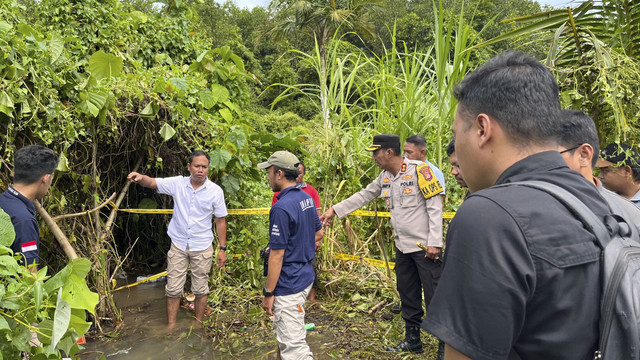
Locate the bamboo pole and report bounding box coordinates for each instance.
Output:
[34,200,78,260]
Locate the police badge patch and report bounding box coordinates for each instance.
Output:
[416,163,443,199]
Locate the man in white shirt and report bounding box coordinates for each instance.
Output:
[128,150,227,326]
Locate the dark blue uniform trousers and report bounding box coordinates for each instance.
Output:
[395,247,443,327]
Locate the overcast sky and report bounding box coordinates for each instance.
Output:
[222,0,577,10]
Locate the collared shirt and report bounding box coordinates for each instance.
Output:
[631,187,640,209]
[423,151,609,360]
[424,159,446,195]
[0,186,39,266]
[156,176,227,251]
[269,185,322,296]
[332,158,443,253]
[271,181,321,211]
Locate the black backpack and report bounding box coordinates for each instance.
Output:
[502,180,640,360]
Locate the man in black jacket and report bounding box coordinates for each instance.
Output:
[422,51,610,360]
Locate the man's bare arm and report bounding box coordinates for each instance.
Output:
[127,172,157,190]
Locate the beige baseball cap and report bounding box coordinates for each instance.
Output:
[257,151,300,171]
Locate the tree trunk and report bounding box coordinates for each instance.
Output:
[319,43,331,128]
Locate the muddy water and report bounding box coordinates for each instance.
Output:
[79,281,332,360]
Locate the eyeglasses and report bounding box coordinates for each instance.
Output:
[559,145,581,154]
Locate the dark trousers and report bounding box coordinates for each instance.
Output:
[395,247,443,327]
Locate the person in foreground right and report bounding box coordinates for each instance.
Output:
[422,51,611,360]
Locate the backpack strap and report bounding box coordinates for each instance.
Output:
[495,180,611,249]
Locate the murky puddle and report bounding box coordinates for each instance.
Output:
[78,280,333,360]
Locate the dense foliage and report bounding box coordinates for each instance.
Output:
[0,209,98,358]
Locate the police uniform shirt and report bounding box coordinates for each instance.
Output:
[0,187,40,266]
[332,159,443,253]
[269,185,322,296]
[423,151,609,360]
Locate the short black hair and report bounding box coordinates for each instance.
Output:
[632,167,640,183]
[454,51,561,146]
[405,134,427,149]
[559,110,600,168]
[446,138,456,156]
[189,150,210,164]
[14,145,59,185]
[273,166,300,181]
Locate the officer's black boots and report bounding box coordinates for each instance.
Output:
[386,325,424,353]
[435,340,445,360]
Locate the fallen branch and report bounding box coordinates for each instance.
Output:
[34,201,78,260]
[52,193,116,222]
[368,300,385,314]
[99,157,142,242]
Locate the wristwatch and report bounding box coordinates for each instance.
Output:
[263,287,274,297]
[219,245,227,251]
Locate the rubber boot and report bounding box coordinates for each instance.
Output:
[435,340,445,360]
[385,325,424,353]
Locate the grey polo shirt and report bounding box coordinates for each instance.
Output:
[423,151,610,360]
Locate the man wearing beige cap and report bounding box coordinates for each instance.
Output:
[259,151,323,360]
[321,134,444,355]
[596,142,640,208]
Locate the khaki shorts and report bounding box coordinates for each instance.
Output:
[273,284,313,360]
[165,243,213,298]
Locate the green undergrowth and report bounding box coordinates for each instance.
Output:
[204,266,439,359]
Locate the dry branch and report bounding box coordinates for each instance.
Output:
[368,300,385,314]
[34,200,78,260]
[52,193,116,222]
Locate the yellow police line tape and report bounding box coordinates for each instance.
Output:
[112,252,395,291]
[334,252,395,269]
[108,202,455,219]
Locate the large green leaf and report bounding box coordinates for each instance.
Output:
[209,149,232,170]
[0,315,9,331]
[0,209,15,248]
[44,259,98,314]
[221,174,240,194]
[159,123,176,141]
[88,50,123,81]
[199,90,215,109]
[0,254,20,277]
[0,21,12,38]
[49,34,64,63]
[169,77,188,91]
[0,91,15,118]
[226,129,247,150]
[50,289,71,351]
[79,90,108,117]
[56,153,70,172]
[211,84,230,103]
[219,108,233,122]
